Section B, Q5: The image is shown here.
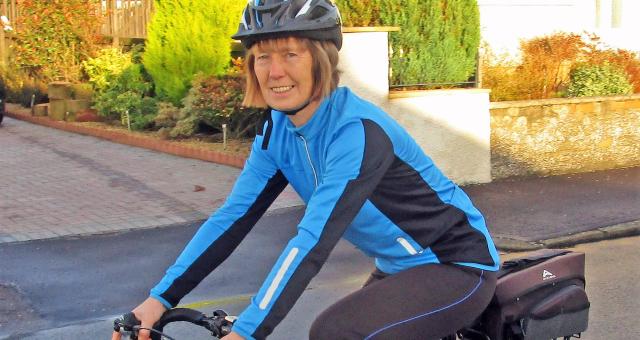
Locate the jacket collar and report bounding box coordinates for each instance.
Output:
[280,88,341,139]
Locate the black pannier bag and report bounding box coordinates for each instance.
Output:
[464,249,590,340]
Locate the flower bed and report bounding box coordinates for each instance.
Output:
[5,103,251,169]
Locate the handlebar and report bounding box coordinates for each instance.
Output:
[114,308,236,340]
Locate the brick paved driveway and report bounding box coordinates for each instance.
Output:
[0,118,301,243]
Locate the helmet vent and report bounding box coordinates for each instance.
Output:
[242,8,252,30]
[308,6,328,20]
[294,0,313,18]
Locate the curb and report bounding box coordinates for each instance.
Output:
[0,205,304,245]
[5,106,247,169]
[0,219,204,245]
[493,237,543,252]
[495,219,640,251]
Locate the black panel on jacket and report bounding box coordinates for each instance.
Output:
[252,120,396,339]
[369,157,495,266]
[160,170,289,307]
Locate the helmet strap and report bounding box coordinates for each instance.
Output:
[278,98,312,116]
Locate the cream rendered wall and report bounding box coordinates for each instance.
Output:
[385,90,492,185]
[339,29,391,108]
[339,30,492,184]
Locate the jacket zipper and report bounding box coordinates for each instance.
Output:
[397,237,419,255]
[298,134,318,188]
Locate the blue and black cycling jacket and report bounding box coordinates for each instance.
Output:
[150,87,500,339]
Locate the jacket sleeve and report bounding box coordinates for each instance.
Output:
[150,132,289,308]
[231,119,396,340]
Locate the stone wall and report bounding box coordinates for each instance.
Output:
[490,95,640,179]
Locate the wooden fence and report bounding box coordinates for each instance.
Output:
[1,0,155,65]
[1,0,17,27]
[1,1,154,39]
[100,0,154,40]
[1,0,17,66]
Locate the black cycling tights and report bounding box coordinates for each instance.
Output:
[309,263,497,340]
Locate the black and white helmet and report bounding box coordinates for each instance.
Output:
[232,0,343,50]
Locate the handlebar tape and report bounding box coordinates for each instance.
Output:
[151,308,207,340]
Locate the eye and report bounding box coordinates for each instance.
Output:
[286,52,298,58]
[256,54,269,60]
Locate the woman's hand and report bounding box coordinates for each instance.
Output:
[221,331,246,340]
[111,297,168,340]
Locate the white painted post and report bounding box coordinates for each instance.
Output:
[222,124,228,150]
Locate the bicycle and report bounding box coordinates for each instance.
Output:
[115,249,590,340]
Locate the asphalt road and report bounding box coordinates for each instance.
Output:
[1,207,639,339]
[464,166,640,241]
[0,206,372,338]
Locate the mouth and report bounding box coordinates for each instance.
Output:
[271,85,294,94]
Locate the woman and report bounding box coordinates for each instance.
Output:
[114,1,499,339]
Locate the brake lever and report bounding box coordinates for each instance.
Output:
[114,312,142,340]
[206,310,237,338]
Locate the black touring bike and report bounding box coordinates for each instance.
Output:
[115,249,590,340]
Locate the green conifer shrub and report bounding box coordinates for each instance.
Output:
[143,0,245,104]
[382,0,480,86]
[335,0,384,26]
[336,0,481,87]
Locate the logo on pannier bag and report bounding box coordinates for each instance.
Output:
[542,269,556,280]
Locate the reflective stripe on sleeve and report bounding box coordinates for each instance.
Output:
[259,247,300,310]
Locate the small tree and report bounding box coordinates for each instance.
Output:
[143,0,245,104]
[12,0,103,82]
[517,33,585,99]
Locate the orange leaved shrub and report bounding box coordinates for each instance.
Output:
[482,32,640,101]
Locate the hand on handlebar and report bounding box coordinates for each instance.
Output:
[112,296,168,340]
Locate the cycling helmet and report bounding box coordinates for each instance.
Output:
[232,0,343,50]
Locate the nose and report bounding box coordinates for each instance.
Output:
[268,56,286,79]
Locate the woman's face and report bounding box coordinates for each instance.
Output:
[252,37,314,112]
